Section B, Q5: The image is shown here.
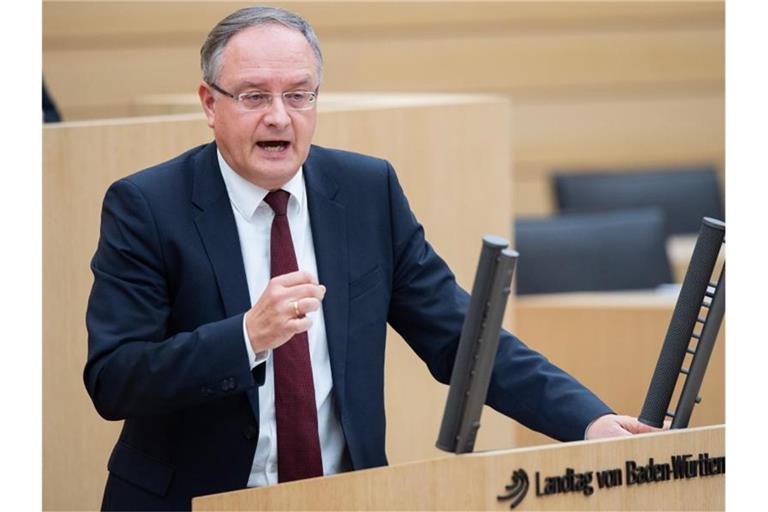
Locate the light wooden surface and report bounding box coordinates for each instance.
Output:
[43,1,725,217]
[43,2,725,41]
[512,288,725,447]
[43,1,723,120]
[193,425,725,511]
[42,95,513,510]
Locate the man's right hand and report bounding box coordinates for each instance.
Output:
[244,270,326,353]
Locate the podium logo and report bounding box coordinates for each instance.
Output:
[497,469,529,509]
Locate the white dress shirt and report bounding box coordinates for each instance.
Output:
[217,151,347,487]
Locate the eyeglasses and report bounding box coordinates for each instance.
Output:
[209,83,318,111]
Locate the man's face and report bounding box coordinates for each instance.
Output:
[199,24,318,190]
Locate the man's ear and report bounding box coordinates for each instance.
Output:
[198,81,216,128]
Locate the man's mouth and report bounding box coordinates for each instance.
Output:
[257,141,290,152]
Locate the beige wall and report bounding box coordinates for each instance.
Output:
[44,2,724,119]
[43,1,725,216]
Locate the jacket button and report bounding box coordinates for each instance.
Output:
[243,425,258,440]
[220,377,237,392]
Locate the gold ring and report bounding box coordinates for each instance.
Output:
[292,301,302,318]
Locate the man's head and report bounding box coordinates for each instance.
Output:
[198,7,323,190]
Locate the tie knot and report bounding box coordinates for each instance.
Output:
[264,189,290,216]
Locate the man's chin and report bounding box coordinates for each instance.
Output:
[245,163,300,190]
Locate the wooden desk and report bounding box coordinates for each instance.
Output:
[512,289,724,447]
[193,425,725,511]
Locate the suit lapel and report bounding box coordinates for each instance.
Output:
[304,148,349,409]
[190,144,260,417]
[191,144,252,317]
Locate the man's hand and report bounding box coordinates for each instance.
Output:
[245,270,326,353]
[585,414,669,440]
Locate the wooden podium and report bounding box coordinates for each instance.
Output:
[192,425,724,510]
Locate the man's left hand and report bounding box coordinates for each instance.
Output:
[585,414,668,440]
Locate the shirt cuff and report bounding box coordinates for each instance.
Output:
[242,314,270,370]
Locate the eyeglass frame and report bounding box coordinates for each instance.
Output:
[208,82,318,111]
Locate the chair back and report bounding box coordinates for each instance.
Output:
[554,167,723,235]
[515,208,673,295]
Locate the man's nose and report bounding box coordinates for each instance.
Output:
[262,95,291,128]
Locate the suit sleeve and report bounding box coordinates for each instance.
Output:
[382,163,613,441]
[84,179,257,421]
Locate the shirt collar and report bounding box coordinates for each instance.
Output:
[217,149,305,219]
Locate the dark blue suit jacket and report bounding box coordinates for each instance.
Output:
[85,142,611,510]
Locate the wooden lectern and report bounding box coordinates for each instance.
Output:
[192,425,724,511]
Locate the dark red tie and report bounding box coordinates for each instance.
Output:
[264,190,323,483]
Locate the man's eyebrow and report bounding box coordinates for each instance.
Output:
[237,75,315,90]
[290,76,315,88]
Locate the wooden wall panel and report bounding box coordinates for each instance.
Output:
[512,290,725,448]
[43,1,724,121]
[43,116,214,511]
[43,1,725,219]
[43,2,725,42]
[509,91,725,216]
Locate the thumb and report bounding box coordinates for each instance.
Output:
[617,416,663,435]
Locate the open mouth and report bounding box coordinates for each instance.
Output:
[257,141,290,152]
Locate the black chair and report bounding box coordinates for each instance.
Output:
[553,166,723,236]
[514,209,673,295]
[43,79,61,123]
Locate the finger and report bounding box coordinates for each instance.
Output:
[284,298,321,321]
[618,416,662,434]
[282,297,321,319]
[607,425,633,437]
[624,423,657,435]
[287,316,313,334]
[296,297,322,316]
[272,270,318,287]
[282,283,326,301]
[588,422,630,440]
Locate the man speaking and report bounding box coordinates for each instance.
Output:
[84,6,657,511]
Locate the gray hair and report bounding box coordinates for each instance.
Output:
[200,6,324,86]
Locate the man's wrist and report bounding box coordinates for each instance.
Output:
[585,413,616,440]
[242,314,270,369]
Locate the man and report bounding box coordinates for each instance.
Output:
[84,6,658,511]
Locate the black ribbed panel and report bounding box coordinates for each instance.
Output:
[639,218,724,427]
[672,266,725,428]
[436,236,518,453]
